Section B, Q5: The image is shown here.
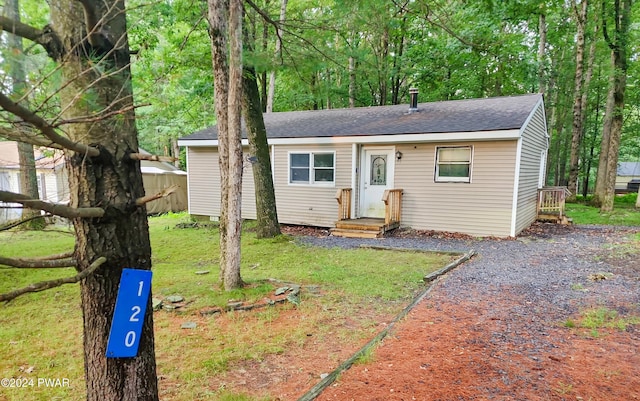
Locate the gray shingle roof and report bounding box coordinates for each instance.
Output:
[618,162,640,176]
[181,93,542,141]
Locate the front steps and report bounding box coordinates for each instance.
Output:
[330,218,399,238]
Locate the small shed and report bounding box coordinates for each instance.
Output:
[616,162,640,192]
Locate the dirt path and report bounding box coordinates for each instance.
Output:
[300,224,640,400]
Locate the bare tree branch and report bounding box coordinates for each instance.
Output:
[135,185,179,206]
[53,102,151,127]
[0,16,63,58]
[0,190,104,219]
[129,153,178,163]
[0,256,76,268]
[0,126,66,149]
[0,213,52,232]
[35,251,75,260]
[0,257,107,303]
[0,93,100,157]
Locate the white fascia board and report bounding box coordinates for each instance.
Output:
[179,129,521,148]
[270,130,521,145]
[178,139,219,147]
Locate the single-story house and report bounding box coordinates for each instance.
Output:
[0,142,187,223]
[616,162,640,192]
[178,93,549,238]
[137,149,189,214]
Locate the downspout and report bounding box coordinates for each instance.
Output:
[185,147,192,215]
[510,137,523,237]
[351,143,358,218]
[271,145,276,183]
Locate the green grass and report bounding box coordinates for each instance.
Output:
[0,212,455,401]
[566,193,640,226]
[565,307,640,338]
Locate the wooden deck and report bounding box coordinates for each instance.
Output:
[537,187,572,225]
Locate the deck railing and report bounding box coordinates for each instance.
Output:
[537,186,571,218]
[383,189,403,227]
[335,188,352,220]
[335,187,403,227]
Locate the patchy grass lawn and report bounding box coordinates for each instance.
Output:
[566,193,640,226]
[0,213,456,401]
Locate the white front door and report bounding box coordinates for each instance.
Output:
[360,147,395,218]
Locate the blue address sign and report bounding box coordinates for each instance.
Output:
[106,269,153,358]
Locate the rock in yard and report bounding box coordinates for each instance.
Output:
[166,295,184,303]
[275,286,290,296]
[152,298,163,311]
[286,293,301,306]
[181,322,197,329]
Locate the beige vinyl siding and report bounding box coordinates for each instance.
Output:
[53,167,70,203]
[186,147,258,219]
[514,103,548,235]
[0,170,22,222]
[186,147,220,216]
[272,144,352,227]
[41,171,57,202]
[616,175,640,190]
[394,140,518,237]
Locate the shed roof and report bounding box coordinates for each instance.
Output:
[618,162,640,176]
[181,93,543,142]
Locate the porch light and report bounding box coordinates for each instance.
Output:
[395,151,403,160]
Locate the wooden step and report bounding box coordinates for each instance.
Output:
[330,228,383,239]
[334,222,383,231]
[334,217,385,232]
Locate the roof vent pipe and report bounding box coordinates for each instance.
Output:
[409,88,419,112]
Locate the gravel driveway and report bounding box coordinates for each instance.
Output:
[296,223,640,400]
[299,223,640,322]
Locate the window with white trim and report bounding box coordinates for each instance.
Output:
[289,152,335,185]
[435,146,472,183]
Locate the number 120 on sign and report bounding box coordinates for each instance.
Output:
[106,269,152,358]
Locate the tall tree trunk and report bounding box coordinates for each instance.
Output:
[171,139,180,168]
[207,0,243,290]
[17,141,43,228]
[348,55,356,108]
[224,0,244,290]
[578,22,599,196]
[260,1,270,111]
[595,0,632,211]
[390,15,407,105]
[208,0,230,283]
[49,0,158,399]
[5,0,43,228]
[593,57,615,203]
[242,65,281,238]
[537,11,547,93]
[567,0,588,199]
[266,0,287,113]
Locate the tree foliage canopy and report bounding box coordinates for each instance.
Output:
[129,0,639,197]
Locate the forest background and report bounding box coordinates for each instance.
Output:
[124,0,640,199]
[4,0,639,197]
